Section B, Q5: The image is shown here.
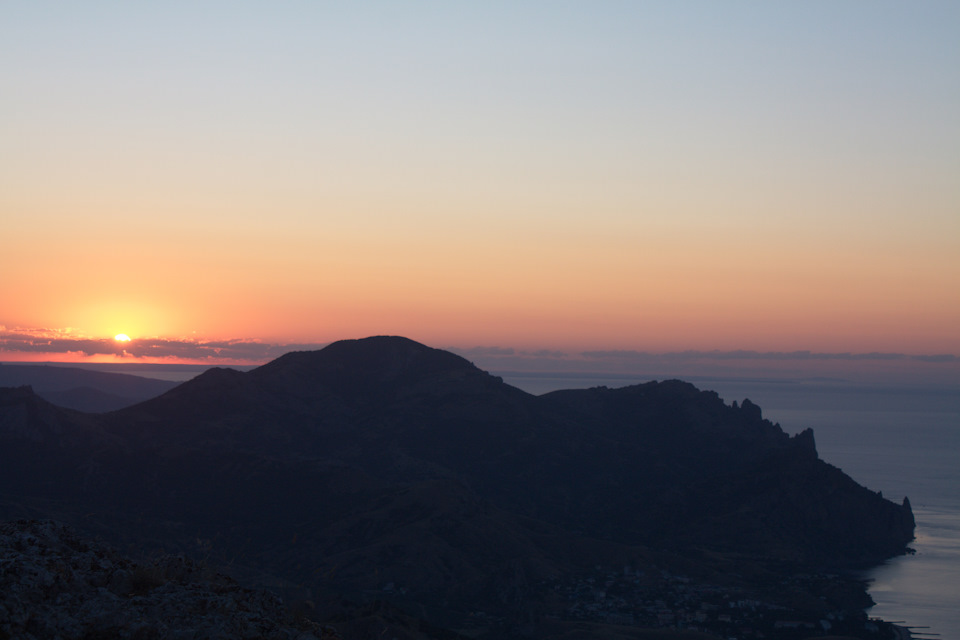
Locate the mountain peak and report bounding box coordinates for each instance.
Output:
[252,336,479,386]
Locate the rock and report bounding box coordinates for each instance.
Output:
[794,427,818,458]
[0,519,342,640]
[740,397,763,421]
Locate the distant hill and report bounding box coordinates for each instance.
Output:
[0,337,915,638]
[0,363,178,411]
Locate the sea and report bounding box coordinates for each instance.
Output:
[498,372,960,639]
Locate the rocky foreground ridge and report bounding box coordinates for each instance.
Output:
[0,336,916,638]
[0,519,339,640]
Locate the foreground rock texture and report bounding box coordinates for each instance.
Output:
[0,520,338,640]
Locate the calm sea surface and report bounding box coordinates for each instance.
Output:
[500,373,960,639]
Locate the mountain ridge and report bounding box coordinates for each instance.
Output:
[0,336,916,637]
[0,363,178,412]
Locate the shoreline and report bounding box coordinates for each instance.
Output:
[891,624,913,640]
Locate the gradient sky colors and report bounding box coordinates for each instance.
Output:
[2,3,959,365]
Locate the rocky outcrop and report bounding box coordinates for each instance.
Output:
[0,520,340,640]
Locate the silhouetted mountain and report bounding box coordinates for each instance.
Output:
[0,363,177,412]
[0,337,915,637]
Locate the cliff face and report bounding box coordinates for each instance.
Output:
[0,337,915,623]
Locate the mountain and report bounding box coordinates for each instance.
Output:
[0,336,915,638]
[0,363,178,412]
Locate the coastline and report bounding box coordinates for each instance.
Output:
[891,624,913,640]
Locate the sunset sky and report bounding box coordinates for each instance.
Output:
[2,3,958,368]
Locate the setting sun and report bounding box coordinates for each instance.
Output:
[114,334,131,342]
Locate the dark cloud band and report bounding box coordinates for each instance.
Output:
[1,328,955,366]
[0,328,327,363]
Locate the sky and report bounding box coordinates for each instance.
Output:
[2,2,959,371]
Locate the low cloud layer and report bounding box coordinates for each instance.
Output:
[0,327,326,363]
[2,327,956,370]
[455,343,957,365]
[578,349,936,362]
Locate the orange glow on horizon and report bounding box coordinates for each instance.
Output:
[2,4,958,370]
[0,343,267,367]
[0,351,249,366]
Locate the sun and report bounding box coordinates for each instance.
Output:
[114,333,132,342]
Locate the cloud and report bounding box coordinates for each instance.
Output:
[450,346,516,357]
[580,349,910,362]
[0,327,327,363]
[2,328,957,370]
[912,354,957,363]
[581,350,653,360]
[530,349,567,358]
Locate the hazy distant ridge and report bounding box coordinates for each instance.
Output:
[0,363,178,412]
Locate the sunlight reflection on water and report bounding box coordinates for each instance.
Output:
[866,508,960,635]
